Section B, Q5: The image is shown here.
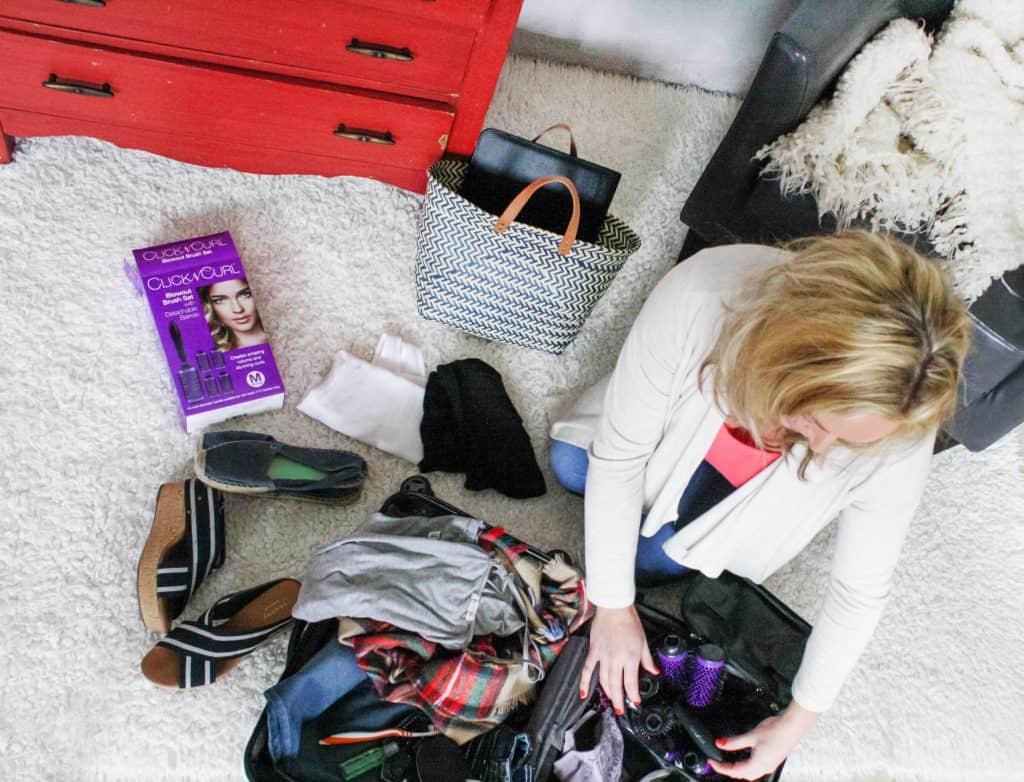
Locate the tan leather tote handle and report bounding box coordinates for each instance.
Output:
[532,123,578,157]
[494,175,581,256]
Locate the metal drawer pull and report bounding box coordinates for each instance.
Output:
[346,39,414,62]
[333,124,395,145]
[58,0,107,6]
[42,73,115,98]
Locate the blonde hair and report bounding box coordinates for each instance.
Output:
[700,231,972,477]
[199,283,238,351]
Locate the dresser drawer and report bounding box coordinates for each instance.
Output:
[0,30,453,169]
[354,0,491,27]
[1,106,431,188]
[0,0,480,97]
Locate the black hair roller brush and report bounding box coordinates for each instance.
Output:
[668,703,724,763]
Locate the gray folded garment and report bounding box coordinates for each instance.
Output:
[292,513,526,649]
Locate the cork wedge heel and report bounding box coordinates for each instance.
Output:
[136,479,226,633]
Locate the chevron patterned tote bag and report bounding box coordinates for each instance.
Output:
[415,160,641,354]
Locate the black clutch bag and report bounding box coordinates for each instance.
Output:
[459,124,621,242]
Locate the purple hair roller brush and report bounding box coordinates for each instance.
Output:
[656,633,688,693]
[202,374,220,398]
[688,643,725,708]
[664,733,683,765]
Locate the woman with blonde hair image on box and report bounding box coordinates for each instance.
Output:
[199,278,268,350]
[549,231,972,780]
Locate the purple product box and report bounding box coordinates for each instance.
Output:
[133,231,285,432]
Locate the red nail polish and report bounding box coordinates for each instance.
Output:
[614,707,623,716]
[579,690,586,699]
[715,738,727,748]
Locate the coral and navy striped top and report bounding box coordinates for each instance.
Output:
[674,425,780,531]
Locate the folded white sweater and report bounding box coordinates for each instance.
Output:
[299,334,426,463]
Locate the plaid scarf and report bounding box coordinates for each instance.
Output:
[338,525,592,744]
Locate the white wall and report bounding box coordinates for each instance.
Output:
[511,0,800,95]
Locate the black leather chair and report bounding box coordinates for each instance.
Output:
[942,268,1024,450]
[679,0,1024,451]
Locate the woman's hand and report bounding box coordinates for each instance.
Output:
[579,604,660,714]
[709,700,820,780]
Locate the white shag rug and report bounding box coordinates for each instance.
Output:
[758,0,1024,302]
[0,55,1020,782]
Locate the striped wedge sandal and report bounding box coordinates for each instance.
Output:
[141,578,300,689]
[137,478,227,633]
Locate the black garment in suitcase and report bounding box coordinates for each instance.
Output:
[245,476,810,782]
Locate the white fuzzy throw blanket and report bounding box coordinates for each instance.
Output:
[759,0,1024,302]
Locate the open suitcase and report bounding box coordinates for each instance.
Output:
[245,477,811,782]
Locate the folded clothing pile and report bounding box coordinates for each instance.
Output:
[301,339,546,499]
[288,511,591,745]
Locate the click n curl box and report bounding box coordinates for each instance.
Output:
[133,231,285,432]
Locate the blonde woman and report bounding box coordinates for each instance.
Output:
[198,278,268,350]
[549,232,971,779]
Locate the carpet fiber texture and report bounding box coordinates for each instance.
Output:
[0,56,1020,782]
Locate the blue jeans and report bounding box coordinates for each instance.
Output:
[264,640,372,761]
[550,440,686,585]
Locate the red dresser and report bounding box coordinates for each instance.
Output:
[0,0,523,191]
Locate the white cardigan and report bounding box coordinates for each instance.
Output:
[551,244,935,712]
